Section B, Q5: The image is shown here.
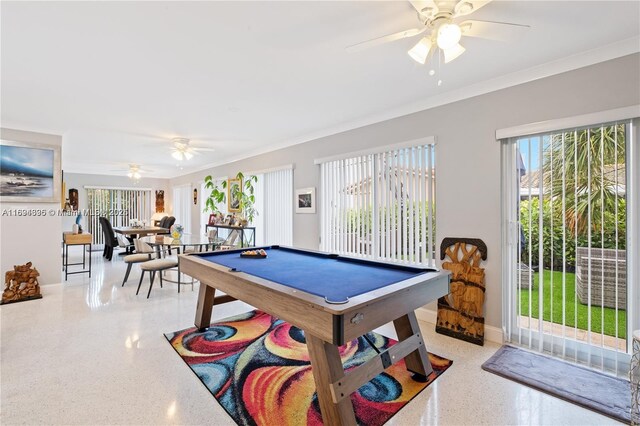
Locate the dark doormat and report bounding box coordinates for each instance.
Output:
[482,345,631,423]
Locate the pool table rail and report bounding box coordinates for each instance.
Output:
[180,248,450,346]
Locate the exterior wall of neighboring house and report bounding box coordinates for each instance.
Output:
[170,53,640,330]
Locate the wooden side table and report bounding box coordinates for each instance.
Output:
[63,232,92,280]
[632,330,640,425]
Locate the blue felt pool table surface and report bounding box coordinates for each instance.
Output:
[195,246,435,302]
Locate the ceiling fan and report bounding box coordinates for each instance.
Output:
[170,137,215,161]
[347,0,529,65]
[109,164,153,180]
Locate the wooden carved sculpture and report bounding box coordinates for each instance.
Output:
[1,262,43,305]
[436,237,487,346]
[155,190,165,213]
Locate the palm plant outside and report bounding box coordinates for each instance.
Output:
[543,124,625,235]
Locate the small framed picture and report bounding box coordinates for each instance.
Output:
[295,187,316,214]
[208,214,216,225]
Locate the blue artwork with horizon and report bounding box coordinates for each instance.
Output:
[0,145,54,197]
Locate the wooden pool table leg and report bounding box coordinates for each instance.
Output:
[306,333,357,426]
[393,311,433,379]
[194,283,216,331]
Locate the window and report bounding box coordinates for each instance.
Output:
[261,168,293,245]
[318,140,436,266]
[172,184,191,234]
[86,187,152,244]
[199,169,293,246]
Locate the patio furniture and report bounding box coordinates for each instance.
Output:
[632,330,640,425]
[575,247,626,309]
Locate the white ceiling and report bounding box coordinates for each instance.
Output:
[2,1,639,179]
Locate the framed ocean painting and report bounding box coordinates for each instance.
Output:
[0,139,61,203]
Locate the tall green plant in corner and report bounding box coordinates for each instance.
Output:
[203,172,259,223]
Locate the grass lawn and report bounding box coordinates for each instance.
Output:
[519,270,627,339]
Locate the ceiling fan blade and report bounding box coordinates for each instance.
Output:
[409,0,438,19]
[459,19,530,42]
[454,0,492,17]
[346,27,427,53]
[192,147,216,152]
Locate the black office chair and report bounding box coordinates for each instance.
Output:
[158,216,176,234]
[99,217,118,261]
[165,216,176,230]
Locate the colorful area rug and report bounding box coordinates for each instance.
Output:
[165,310,452,425]
[482,345,631,423]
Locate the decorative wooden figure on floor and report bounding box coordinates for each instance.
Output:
[2,262,43,305]
[436,237,487,345]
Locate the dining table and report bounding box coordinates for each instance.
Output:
[113,226,169,254]
[113,226,169,237]
[138,234,220,254]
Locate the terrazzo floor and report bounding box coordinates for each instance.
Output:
[0,249,621,425]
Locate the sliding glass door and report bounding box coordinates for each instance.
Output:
[502,119,637,376]
[87,187,152,244]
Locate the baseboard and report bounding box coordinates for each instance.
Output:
[416,307,503,344]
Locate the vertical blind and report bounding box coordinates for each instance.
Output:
[319,143,436,266]
[501,120,634,376]
[172,184,192,234]
[86,188,152,244]
[262,168,293,246]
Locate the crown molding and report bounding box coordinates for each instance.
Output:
[171,36,640,180]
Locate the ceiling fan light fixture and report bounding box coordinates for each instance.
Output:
[443,43,466,63]
[127,165,142,180]
[172,151,184,161]
[408,37,432,64]
[437,23,462,50]
[460,22,473,34]
[184,151,194,160]
[456,2,474,15]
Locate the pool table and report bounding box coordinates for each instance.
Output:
[180,245,451,426]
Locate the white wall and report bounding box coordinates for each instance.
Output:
[1,128,63,284]
[170,54,640,328]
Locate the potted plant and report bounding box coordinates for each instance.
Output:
[204,172,258,227]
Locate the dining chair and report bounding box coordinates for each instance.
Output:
[121,239,154,287]
[116,234,135,254]
[100,217,119,260]
[158,216,176,234]
[135,240,179,298]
